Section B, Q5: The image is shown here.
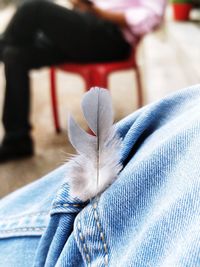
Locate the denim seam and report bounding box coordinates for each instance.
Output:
[0,226,46,234]
[0,211,49,222]
[77,219,91,266]
[92,200,108,266]
[52,203,85,208]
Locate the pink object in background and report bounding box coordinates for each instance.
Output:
[93,0,166,44]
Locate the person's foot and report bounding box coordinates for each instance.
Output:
[0,135,34,163]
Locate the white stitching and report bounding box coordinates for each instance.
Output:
[0,211,49,222]
[92,201,109,266]
[77,219,91,266]
[52,203,85,208]
[0,226,46,234]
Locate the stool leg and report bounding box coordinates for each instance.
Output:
[90,68,108,89]
[50,67,61,133]
[82,70,93,92]
[135,64,143,108]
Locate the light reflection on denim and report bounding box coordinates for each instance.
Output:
[0,85,200,266]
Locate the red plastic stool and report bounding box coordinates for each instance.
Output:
[50,46,143,133]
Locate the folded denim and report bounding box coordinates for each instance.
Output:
[0,85,200,266]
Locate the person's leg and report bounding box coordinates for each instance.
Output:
[0,44,68,162]
[0,0,131,162]
[1,0,88,57]
[3,0,78,47]
[2,0,130,61]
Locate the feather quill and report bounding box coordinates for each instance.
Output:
[67,87,122,201]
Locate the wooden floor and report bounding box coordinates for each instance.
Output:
[0,6,200,197]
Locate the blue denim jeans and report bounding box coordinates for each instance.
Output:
[0,85,200,266]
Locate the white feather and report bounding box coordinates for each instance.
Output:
[66,87,122,201]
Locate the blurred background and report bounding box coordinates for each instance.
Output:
[0,0,200,197]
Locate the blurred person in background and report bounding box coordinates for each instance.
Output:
[0,0,166,163]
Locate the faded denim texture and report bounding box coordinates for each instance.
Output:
[0,85,200,266]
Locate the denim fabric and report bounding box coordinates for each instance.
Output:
[0,85,200,266]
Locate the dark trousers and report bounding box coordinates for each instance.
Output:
[2,0,131,138]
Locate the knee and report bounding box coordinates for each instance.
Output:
[16,0,48,24]
[3,46,23,66]
[18,0,46,14]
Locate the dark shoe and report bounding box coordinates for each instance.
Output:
[0,135,34,163]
